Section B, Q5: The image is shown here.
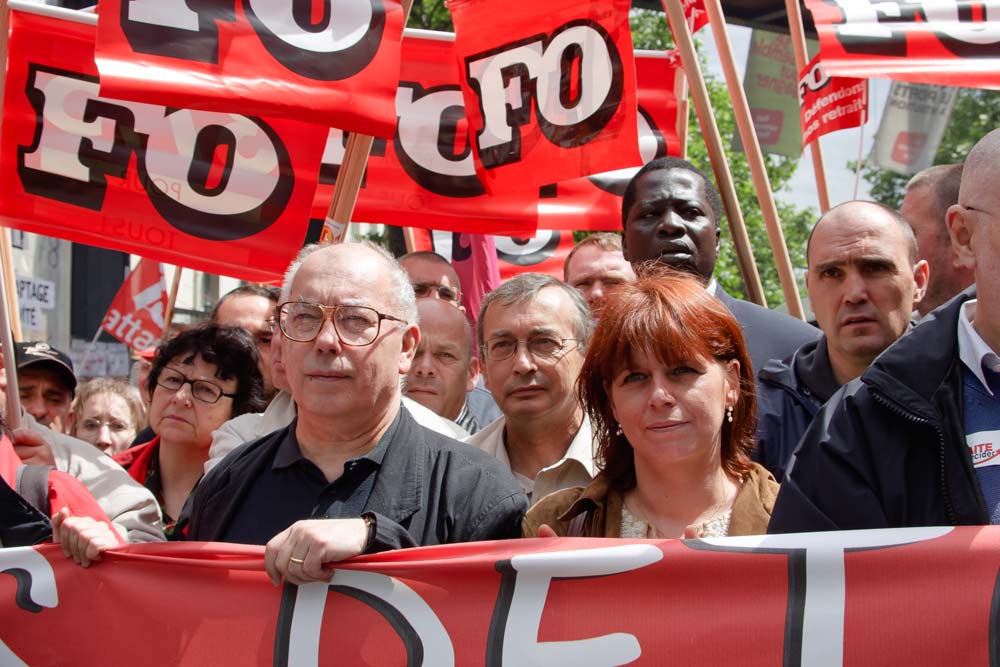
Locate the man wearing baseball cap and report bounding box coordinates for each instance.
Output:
[15,341,77,433]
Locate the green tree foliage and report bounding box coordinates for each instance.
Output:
[630,9,814,306]
[407,0,453,30]
[858,88,1000,210]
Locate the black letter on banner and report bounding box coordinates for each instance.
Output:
[918,0,1000,59]
[496,232,561,267]
[828,0,909,57]
[243,0,386,80]
[187,125,237,197]
[535,21,624,149]
[18,66,133,211]
[394,83,485,198]
[119,0,231,63]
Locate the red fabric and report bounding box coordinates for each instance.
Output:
[452,234,500,327]
[804,0,1000,88]
[799,55,868,148]
[113,437,159,485]
[410,229,576,282]
[101,259,167,353]
[448,0,641,193]
[94,0,404,137]
[0,7,325,283]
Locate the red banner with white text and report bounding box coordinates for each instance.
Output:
[0,6,326,283]
[447,0,642,193]
[101,259,167,353]
[803,0,1000,89]
[315,33,679,234]
[4,528,1000,665]
[412,228,576,281]
[94,0,404,137]
[798,54,868,148]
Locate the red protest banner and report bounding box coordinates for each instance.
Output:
[3,527,998,665]
[415,229,576,281]
[798,54,868,148]
[100,258,166,352]
[803,0,1000,89]
[94,0,404,138]
[0,5,325,283]
[447,0,642,193]
[314,33,679,234]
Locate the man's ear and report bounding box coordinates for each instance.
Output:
[398,325,420,375]
[947,204,977,271]
[911,259,930,307]
[466,356,480,393]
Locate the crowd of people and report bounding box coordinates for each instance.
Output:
[2,127,997,586]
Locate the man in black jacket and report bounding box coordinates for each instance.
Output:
[769,129,1000,532]
[756,201,928,480]
[620,157,819,376]
[186,242,526,585]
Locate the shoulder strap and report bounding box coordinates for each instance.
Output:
[16,464,56,516]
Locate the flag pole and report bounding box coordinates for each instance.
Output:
[674,67,690,159]
[658,0,767,307]
[0,0,20,426]
[785,0,831,213]
[319,0,414,246]
[700,0,805,319]
[163,265,182,332]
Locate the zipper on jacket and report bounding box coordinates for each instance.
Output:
[870,390,958,525]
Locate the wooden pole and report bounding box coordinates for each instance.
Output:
[319,0,414,246]
[674,67,690,159]
[658,0,767,307]
[163,266,182,333]
[700,0,805,319]
[785,0,831,213]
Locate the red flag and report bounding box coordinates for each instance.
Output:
[94,0,404,137]
[798,55,868,149]
[683,0,710,33]
[0,6,325,283]
[803,0,1000,89]
[417,229,576,282]
[101,259,167,353]
[451,234,501,327]
[447,0,642,193]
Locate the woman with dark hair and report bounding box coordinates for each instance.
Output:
[114,323,265,536]
[523,269,778,538]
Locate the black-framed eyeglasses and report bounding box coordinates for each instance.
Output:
[484,337,580,362]
[412,282,461,303]
[156,367,237,404]
[278,301,407,346]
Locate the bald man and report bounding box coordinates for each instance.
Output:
[770,130,1000,532]
[755,201,928,480]
[404,299,483,433]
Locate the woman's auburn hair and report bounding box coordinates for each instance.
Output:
[577,267,757,490]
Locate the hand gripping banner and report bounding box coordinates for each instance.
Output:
[314,32,679,234]
[803,0,1000,89]
[94,0,405,138]
[447,0,642,193]
[0,4,326,283]
[7,528,1000,665]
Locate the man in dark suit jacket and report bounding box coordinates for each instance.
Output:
[620,157,818,374]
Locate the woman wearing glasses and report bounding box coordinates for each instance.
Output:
[523,269,778,539]
[70,377,146,455]
[114,323,266,537]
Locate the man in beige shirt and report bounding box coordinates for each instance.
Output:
[466,273,596,505]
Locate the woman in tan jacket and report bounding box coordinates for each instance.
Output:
[524,269,778,539]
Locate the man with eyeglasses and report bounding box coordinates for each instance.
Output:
[769,129,1000,533]
[467,273,597,507]
[186,242,526,585]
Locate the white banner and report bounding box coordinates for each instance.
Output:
[869,82,957,175]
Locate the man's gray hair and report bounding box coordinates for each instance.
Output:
[477,273,594,353]
[279,242,418,323]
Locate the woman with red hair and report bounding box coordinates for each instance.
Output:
[523,269,778,538]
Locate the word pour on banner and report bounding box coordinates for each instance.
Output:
[0,7,325,283]
[101,258,167,352]
[95,0,404,137]
[803,0,1000,88]
[447,0,641,194]
[798,54,868,149]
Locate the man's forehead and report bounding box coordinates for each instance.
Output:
[402,256,459,286]
[216,294,273,325]
[483,288,578,334]
[567,246,628,276]
[293,253,391,307]
[636,168,708,201]
[811,209,909,265]
[19,366,72,391]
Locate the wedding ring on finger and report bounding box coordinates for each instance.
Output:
[289,556,305,565]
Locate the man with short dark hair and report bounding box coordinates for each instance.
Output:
[756,201,928,480]
[769,129,1000,532]
[563,232,636,316]
[15,341,76,433]
[621,157,819,375]
[212,285,280,401]
[187,242,526,585]
[901,163,973,317]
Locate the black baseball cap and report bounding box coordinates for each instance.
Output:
[15,341,77,395]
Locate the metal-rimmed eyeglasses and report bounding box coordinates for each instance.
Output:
[278,301,407,346]
[155,367,237,404]
[483,337,580,362]
[411,282,461,304]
